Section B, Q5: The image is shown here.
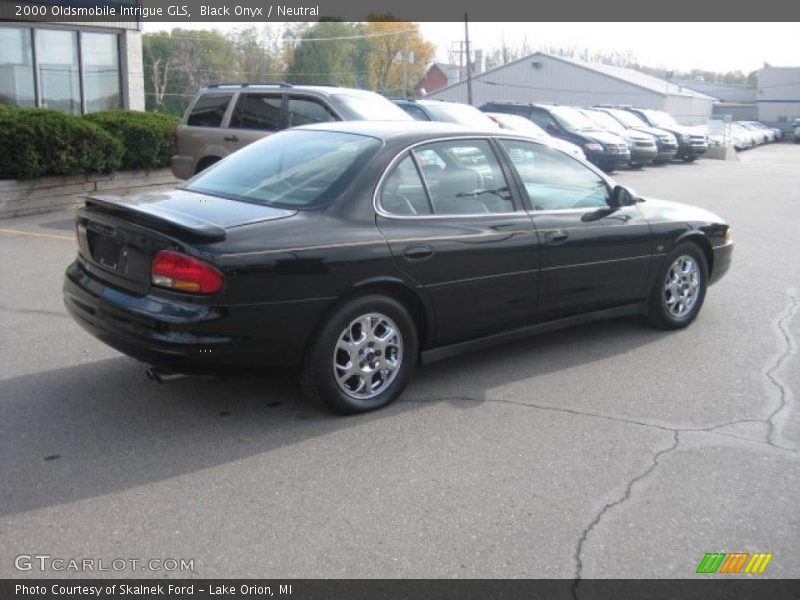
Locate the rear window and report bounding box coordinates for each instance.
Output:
[230,93,282,130]
[330,93,412,121]
[187,93,234,127]
[184,130,380,209]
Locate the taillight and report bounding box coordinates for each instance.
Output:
[151,250,224,294]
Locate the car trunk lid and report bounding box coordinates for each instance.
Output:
[76,190,296,295]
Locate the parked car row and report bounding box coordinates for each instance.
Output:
[172,84,717,181]
[706,120,784,151]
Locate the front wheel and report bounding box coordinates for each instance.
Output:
[646,243,708,330]
[300,295,418,414]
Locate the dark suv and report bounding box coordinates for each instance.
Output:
[619,106,707,162]
[590,106,678,163]
[171,83,411,179]
[480,102,630,171]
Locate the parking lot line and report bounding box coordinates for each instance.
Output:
[0,227,73,241]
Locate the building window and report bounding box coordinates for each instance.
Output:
[36,29,81,114]
[0,27,35,107]
[0,25,121,113]
[81,32,121,112]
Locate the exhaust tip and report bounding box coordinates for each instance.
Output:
[145,367,164,383]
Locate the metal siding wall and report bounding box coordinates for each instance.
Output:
[428,55,664,108]
[663,95,712,125]
[757,68,800,122]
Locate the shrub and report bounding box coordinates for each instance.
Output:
[0,108,123,180]
[84,110,180,170]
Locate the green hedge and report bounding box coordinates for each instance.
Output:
[0,108,124,180]
[83,110,180,171]
[0,107,180,180]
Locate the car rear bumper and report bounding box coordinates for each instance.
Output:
[170,155,194,180]
[63,261,329,370]
[710,242,733,285]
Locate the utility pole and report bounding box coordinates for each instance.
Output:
[464,13,473,105]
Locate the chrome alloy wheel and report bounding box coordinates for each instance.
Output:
[333,313,403,400]
[664,255,701,319]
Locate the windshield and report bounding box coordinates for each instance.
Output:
[424,103,498,128]
[579,110,626,135]
[185,130,380,209]
[548,106,601,132]
[640,109,678,128]
[601,108,647,128]
[330,93,412,121]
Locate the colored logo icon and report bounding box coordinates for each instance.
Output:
[696,552,773,574]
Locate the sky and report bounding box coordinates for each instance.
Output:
[143,21,800,74]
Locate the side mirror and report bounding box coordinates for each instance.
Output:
[610,185,639,207]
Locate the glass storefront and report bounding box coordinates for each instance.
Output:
[0,25,121,113]
[0,27,36,107]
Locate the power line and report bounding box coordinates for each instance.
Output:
[150,27,417,44]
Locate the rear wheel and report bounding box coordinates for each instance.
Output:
[646,243,708,330]
[300,295,418,414]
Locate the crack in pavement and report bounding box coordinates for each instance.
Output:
[571,429,680,589]
[764,291,798,448]
[409,291,799,584]
[409,395,798,453]
[0,304,68,319]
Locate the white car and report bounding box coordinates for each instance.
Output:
[483,112,586,160]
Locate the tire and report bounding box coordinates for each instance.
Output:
[300,294,418,415]
[682,155,698,163]
[646,242,708,330]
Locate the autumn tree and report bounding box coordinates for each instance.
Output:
[364,17,434,97]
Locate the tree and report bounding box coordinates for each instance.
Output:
[228,25,286,83]
[363,18,434,97]
[285,21,361,86]
[143,32,174,112]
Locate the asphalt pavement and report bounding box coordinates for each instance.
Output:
[1,144,798,579]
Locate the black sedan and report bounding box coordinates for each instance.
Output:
[64,121,733,414]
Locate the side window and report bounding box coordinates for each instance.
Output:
[380,155,432,216]
[230,93,282,130]
[287,97,338,127]
[413,139,514,215]
[399,104,430,121]
[528,109,557,132]
[187,93,234,127]
[500,139,610,211]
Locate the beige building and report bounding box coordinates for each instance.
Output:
[0,18,144,113]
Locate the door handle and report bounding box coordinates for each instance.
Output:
[545,229,569,244]
[224,135,239,142]
[402,244,435,262]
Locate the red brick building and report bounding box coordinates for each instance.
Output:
[414,63,463,97]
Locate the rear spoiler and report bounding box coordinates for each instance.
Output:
[82,194,227,242]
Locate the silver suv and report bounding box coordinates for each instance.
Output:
[171,83,412,179]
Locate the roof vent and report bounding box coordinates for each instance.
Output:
[531,61,543,69]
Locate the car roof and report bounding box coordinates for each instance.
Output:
[199,83,380,97]
[294,120,514,142]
